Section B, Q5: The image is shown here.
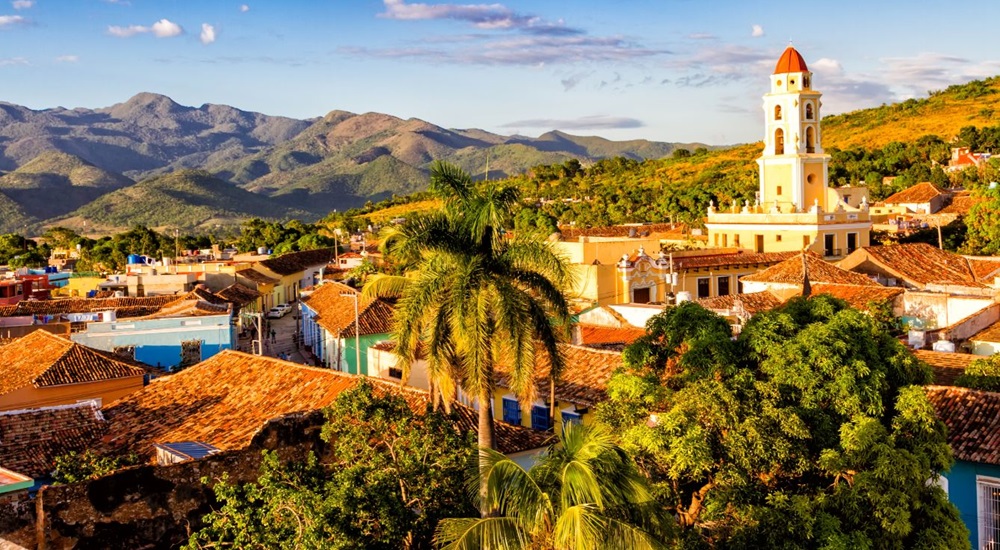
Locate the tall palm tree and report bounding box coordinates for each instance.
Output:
[363,161,572,505]
[434,423,674,549]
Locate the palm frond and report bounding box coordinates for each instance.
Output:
[361,273,409,300]
[434,517,529,550]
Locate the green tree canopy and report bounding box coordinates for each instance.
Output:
[187,381,475,550]
[597,298,968,549]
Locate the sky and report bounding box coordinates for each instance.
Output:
[1,1,1000,145]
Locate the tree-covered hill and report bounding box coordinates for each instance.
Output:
[54,170,312,233]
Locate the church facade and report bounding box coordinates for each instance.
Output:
[704,46,872,259]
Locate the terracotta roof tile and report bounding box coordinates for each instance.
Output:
[913,350,977,386]
[0,295,177,318]
[236,268,279,285]
[696,292,783,315]
[967,258,1000,282]
[577,325,646,347]
[258,248,334,276]
[940,194,984,215]
[0,331,150,396]
[99,350,547,457]
[215,283,261,306]
[0,401,107,478]
[848,243,982,287]
[809,284,904,311]
[971,319,1000,343]
[134,298,231,320]
[301,282,394,337]
[674,251,797,270]
[495,344,622,408]
[557,223,690,240]
[882,182,947,205]
[925,385,1000,465]
[742,252,880,286]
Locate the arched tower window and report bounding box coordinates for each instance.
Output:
[774,105,782,120]
[805,103,814,120]
[775,128,785,155]
[806,127,815,153]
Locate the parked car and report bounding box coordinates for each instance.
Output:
[266,304,292,319]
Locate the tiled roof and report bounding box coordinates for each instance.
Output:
[135,298,231,320]
[99,350,547,457]
[0,401,107,478]
[301,282,394,337]
[696,292,783,315]
[971,319,1000,343]
[215,283,261,306]
[913,350,977,386]
[883,182,947,205]
[849,243,981,287]
[577,325,646,347]
[0,331,150,396]
[258,248,335,276]
[236,268,279,285]
[940,194,984,215]
[809,284,904,310]
[967,258,1000,282]
[0,295,178,318]
[673,251,797,270]
[557,223,689,240]
[742,252,880,286]
[183,287,228,305]
[925,385,1000,465]
[495,344,622,408]
[773,45,807,74]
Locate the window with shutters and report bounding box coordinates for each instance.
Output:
[979,476,1000,549]
[531,405,551,431]
[501,396,521,425]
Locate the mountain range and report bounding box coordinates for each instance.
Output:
[0,93,704,234]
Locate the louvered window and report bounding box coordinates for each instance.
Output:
[979,476,1000,549]
[501,397,521,425]
[531,405,551,431]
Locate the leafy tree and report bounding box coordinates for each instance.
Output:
[53,450,141,484]
[364,161,572,510]
[187,381,475,550]
[598,298,969,549]
[435,423,674,550]
[961,184,1000,255]
[955,354,1000,391]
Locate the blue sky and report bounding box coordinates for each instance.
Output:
[1,1,999,145]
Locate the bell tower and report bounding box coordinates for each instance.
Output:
[759,45,829,212]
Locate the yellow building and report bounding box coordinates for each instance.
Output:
[705,46,871,259]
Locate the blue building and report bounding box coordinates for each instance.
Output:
[71,297,235,370]
[928,385,1000,549]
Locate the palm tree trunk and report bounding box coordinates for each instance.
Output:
[549,375,556,431]
[478,386,496,518]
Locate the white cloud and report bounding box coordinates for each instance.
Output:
[11,0,33,9]
[200,23,216,44]
[0,14,26,27]
[751,24,764,37]
[109,18,183,38]
[811,57,844,74]
[240,4,249,12]
[151,18,183,38]
[108,24,148,37]
[0,56,28,66]
[55,54,79,63]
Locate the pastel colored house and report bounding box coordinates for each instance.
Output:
[299,281,394,375]
[70,296,235,371]
[873,182,950,216]
[493,344,622,430]
[252,248,335,307]
[0,331,150,411]
[926,386,1000,549]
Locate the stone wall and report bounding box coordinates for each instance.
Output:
[0,410,328,549]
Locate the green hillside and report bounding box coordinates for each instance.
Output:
[56,170,313,233]
[0,192,34,234]
[0,151,133,219]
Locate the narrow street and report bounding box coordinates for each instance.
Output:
[236,306,315,365]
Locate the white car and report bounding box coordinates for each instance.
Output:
[266,304,292,318]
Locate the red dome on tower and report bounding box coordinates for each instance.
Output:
[773,46,808,74]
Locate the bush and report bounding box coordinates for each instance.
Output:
[956,354,1000,391]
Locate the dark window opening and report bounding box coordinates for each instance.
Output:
[775,129,785,155]
[717,276,731,297]
[697,278,711,299]
[632,287,651,304]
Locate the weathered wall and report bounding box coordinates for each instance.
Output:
[0,410,329,550]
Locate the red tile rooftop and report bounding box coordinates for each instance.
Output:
[882,182,947,205]
[925,385,1000,465]
[742,252,880,286]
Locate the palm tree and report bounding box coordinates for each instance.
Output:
[435,423,674,549]
[363,161,572,506]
